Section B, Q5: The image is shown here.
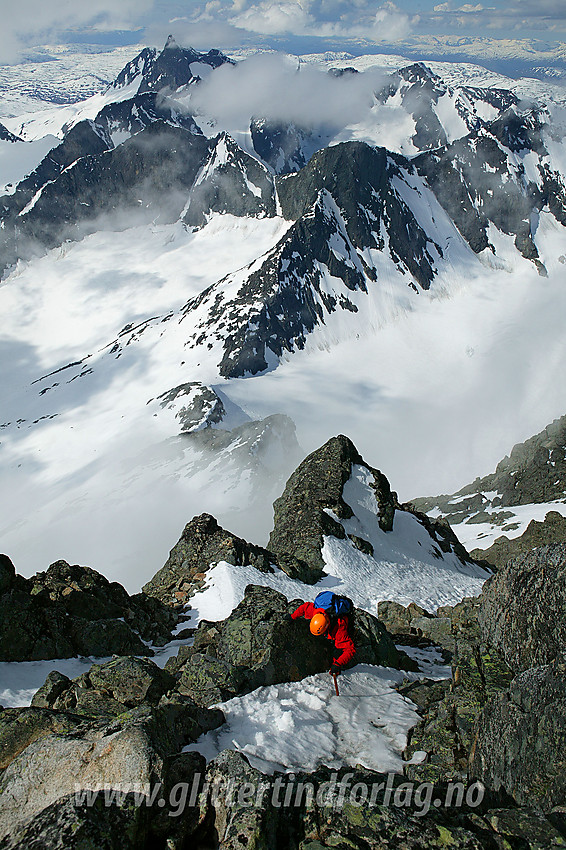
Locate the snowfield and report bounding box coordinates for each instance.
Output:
[183,665,423,775]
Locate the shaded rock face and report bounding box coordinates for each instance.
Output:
[250,118,320,174]
[196,751,565,850]
[276,141,441,291]
[183,132,276,227]
[478,543,566,673]
[415,107,552,266]
[166,585,410,706]
[395,597,513,786]
[0,558,177,661]
[0,554,15,594]
[471,653,566,813]
[268,434,394,583]
[142,513,274,606]
[470,510,566,569]
[181,139,444,380]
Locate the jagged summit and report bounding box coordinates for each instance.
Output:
[111,38,233,94]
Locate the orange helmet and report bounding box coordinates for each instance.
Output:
[310,610,330,636]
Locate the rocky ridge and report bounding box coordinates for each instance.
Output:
[0,555,177,662]
[412,412,566,568]
[1,447,566,846]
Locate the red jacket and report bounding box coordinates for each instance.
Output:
[291,602,356,668]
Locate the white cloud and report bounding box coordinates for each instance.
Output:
[186,51,387,132]
[178,0,413,44]
[0,0,155,63]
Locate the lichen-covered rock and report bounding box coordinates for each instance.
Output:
[400,598,513,785]
[350,608,418,671]
[268,435,396,583]
[470,652,566,812]
[194,757,566,850]
[0,558,178,661]
[198,750,278,849]
[33,656,176,718]
[378,600,434,634]
[30,671,71,710]
[142,513,274,606]
[0,707,88,771]
[0,793,142,850]
[478,543,566,672]
[0,698,220,841]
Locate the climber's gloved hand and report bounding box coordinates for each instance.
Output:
[330,663,341,675]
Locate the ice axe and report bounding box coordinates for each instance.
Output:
[331,672,340,696]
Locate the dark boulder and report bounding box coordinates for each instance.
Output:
[478,543,566,672]
[0,558,178,661]
[0,554,15,594]
[471,652,566,813]
[142,513,274,606]
[32,656,176,718]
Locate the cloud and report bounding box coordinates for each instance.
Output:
[0,0,155,62]
[184,51,387,133]
[165,0,413,45]
[424,0,566,35]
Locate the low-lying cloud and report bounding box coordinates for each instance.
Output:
[186,52,387,135]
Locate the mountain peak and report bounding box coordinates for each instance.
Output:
[164,34,179,50]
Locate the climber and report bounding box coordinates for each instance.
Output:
[289,594,356,675]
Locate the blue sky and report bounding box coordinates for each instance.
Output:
[2,0,566,63]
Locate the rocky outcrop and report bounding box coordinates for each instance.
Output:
[470,510,566,569]
[155,381,225,431]
[395,597,513,785]
[478,543,566,672]
[166,585,412,706]
[0,692,221,844]
[194,751,565,850]
[31,656,176,718]
[268,435,395,582]
[142,514,274,606]
[471,653,566,814]
[0,558,178,662]
[268,434,476,586]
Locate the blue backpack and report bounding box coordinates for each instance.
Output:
[314,591,353,618]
